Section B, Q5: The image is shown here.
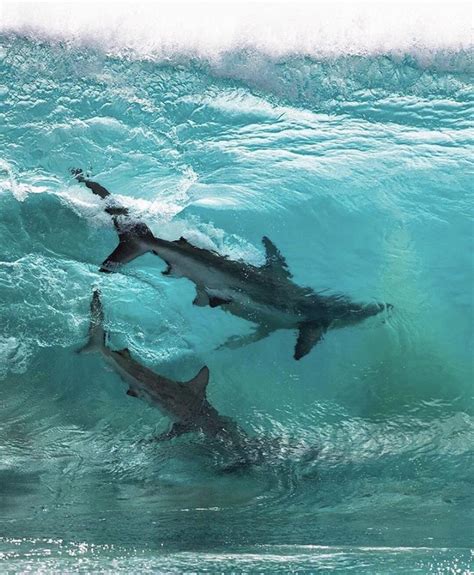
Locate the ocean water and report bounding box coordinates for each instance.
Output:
[0,3,473,573]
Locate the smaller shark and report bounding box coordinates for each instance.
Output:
[79,289,242,442]
[72,169,390,360]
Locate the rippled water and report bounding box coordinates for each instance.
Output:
[0,20,473,574]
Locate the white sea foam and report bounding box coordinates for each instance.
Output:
[1,1,471,61]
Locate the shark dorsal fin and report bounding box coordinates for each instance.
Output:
[117,347,132,359]
[262,236,292,280]
[174,236,190,247]
[186,365,210,398]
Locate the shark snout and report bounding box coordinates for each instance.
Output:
[361,301,392,319]
[372,301,394,317]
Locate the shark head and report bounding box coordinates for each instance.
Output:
[334,301,391,328]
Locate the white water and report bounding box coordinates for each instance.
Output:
[1,1,472,61]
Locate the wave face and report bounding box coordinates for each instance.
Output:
[0,7,473,572]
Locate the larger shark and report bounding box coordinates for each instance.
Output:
[80,289,241,442]
[72,169,390,360]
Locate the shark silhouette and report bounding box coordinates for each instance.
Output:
[80,289,242,442]
[72,169,390,360]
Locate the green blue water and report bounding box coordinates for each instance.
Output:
[0,32,473,573]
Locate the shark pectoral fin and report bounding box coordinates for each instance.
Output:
[186,366,210,399]
[193,287,210,307]
[162,262,173,276]
[209,296,232,308]
[218,325,272,350]
[193,287,231,308]
[294,322,325,360]
[100,234,149,273]
[126,388,138,398]
[156,421,192,441]
[262,236,293,280]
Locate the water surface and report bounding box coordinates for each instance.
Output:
[0,17,473,573]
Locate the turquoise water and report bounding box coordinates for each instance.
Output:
[0,30,473,573]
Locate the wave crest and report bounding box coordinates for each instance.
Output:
[1,2,471,65]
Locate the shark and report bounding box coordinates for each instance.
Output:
[72,169,390,360]
[79,288,242,442]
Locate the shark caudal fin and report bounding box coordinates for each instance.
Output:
[78,289,106,354]
[71,168,112,200]
[71,170,155,273]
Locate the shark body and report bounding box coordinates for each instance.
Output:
[73,170,389,360]
[80,289,241,441]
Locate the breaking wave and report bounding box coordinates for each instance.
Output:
[0,3,473,572]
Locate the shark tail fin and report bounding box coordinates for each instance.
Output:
[78,289,106,354]
[186,365,210,399]
[70,168,112,200]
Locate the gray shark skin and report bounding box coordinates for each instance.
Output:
[72,170,390,360]
[80,289,242,442]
